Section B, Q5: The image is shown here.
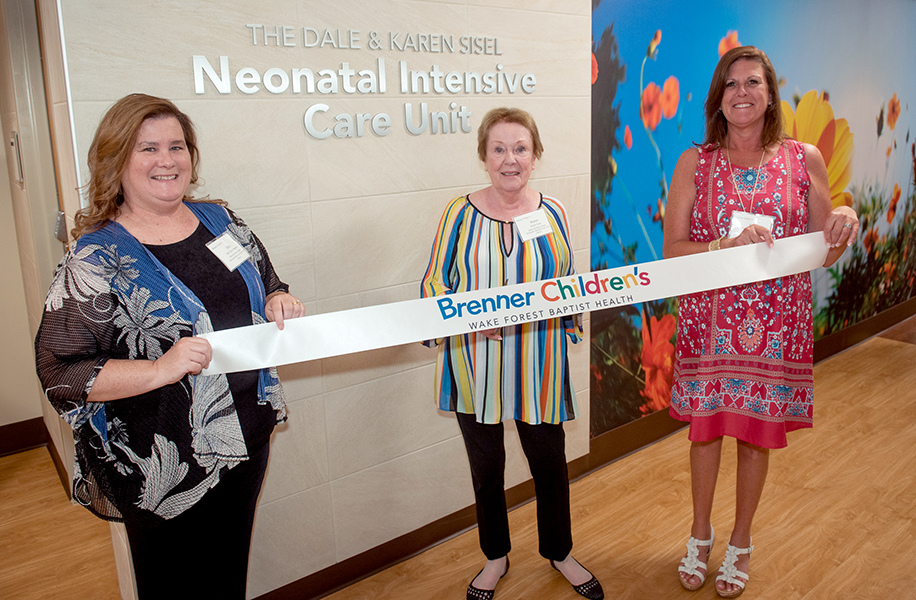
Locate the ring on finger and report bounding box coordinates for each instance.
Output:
[292,300,301,305]
[843,223,852,229]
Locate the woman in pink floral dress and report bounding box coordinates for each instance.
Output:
[663,47,858,598]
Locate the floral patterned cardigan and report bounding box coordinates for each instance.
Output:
[35,202,287,527]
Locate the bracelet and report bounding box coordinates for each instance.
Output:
[708,237,723,251]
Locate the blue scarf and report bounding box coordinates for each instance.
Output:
[52,202,284,520]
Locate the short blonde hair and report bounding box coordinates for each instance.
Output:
[476,107,544,162]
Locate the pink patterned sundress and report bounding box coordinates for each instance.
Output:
[669,139,814,449]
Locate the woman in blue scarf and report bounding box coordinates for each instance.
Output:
[35,94,303,599]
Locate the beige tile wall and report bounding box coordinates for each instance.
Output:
[53,1,590,596]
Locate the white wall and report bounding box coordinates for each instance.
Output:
[50,1,591,596]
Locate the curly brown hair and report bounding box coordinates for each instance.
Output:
[702,46,786,150]
[72,94,202,240]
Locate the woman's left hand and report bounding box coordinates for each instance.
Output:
[479,328,503,341]
[822,205,859,248]
[265,292,304,330]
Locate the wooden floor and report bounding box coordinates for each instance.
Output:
[0,447,120,599]
[2,316,914,600]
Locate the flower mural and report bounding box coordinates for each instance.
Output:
[782,91,854,208]
[780,88,915,338]
[819,151,914,338]
[633,31,680,262]
[590,24,683,435]
[823,172,915,334]
[638,310,676,415]
[648,29,661,57]
[640,82,662,130]
[863,227,878,254]
[718,30,740,57]
[661,76,680,119]
[888,183,901,223]
[652,198,665,226]
[637,34,680,219]
[590,22,626,228]
[640,62,680,134]
[888,93,901,130]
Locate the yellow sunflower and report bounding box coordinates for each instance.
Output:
[781,90,854,208]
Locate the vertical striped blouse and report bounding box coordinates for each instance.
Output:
[420,194,582,425]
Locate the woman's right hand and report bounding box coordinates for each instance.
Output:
[86,337,213,402]
[154,337,213,384]
[721,224,775,249]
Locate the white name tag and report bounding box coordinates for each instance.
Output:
[206,231,251,271]
[729,211,775,238]
[514,208,553,242]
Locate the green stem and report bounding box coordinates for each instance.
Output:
[592,341,646,386]
[639,56,660,169]
[616,178,658,260]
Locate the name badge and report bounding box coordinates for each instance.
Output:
[514,209,553,242]
[728,210,775,238]
[206,231,251,271]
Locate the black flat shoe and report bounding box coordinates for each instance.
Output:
[466,556,509,600]
[550,558,605,600]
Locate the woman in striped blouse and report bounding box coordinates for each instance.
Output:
[421,107,603,600]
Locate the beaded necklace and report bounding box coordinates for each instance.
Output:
[725,146,766,213]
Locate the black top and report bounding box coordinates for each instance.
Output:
[145,222,275,452]
[35,204,288,526]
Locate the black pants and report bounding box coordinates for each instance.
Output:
[124,443,270,600]
[456,412,573,561]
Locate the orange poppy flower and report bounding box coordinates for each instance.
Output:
[782,90,854,209]
[888,183,901,223]
[661,76,679,119]
[718,31,740,57]
[883,261,897,285]
[863,227,878,254]
[591,52,599,85]
[888,93,901,130]
[624,124,633,149]
[639,310,676,415]
[641,82,662,131]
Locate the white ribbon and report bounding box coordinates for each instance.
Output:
[200,232,828,375]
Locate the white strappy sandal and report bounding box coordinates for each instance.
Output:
[678,525,715,591]
[716,541,753,598]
